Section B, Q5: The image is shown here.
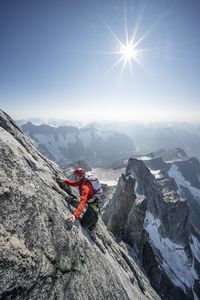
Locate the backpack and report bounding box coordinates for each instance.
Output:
[85,174,103,201]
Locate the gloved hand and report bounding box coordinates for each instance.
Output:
[66,213,76,223]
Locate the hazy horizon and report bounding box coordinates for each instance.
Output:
[15,116,200,127]
[7,108,200,124]
[1,0,200,123]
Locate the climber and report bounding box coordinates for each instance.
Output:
[58,168,102,240]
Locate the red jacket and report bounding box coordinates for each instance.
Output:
[64,178,94,219]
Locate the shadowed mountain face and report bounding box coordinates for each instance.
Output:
[110,147,200,238]
[103,157,200,300]
[0,110,160,300]
[140,149,200,232]
[21,122,135,168]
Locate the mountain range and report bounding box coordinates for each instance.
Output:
[1,110,200,299]
[18,119,200,162]
[21,122,135,168]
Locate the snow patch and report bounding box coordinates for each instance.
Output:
[168,164,200,200]
[134,181,145,204]
[100,180,118,186]
[144,211,198,292]
[90,168,121,186]
[138,156,151,161]
[126,174,134,180]
[149,169,162,179]
[92,168,122,182]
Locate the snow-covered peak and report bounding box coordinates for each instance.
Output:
[21,122,135,168]
[144,212,198,294]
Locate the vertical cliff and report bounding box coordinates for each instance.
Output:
[0,110,159,300]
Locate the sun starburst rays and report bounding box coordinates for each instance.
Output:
[104,18,153,77]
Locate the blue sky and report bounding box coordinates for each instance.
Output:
[0,0,200,122]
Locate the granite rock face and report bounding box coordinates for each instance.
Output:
[0,110,159,300]
[104,158,200,300]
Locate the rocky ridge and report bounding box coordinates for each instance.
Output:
[103,158,200,299]
[0,110,159,300]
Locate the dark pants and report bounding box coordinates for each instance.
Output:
[66,197,98,230]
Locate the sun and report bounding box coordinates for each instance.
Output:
[104,16,155,76]
[120,43,138,60]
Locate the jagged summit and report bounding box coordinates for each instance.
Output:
[103,157,200,299]
[145,148,188,162]
[0,110,159,300]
